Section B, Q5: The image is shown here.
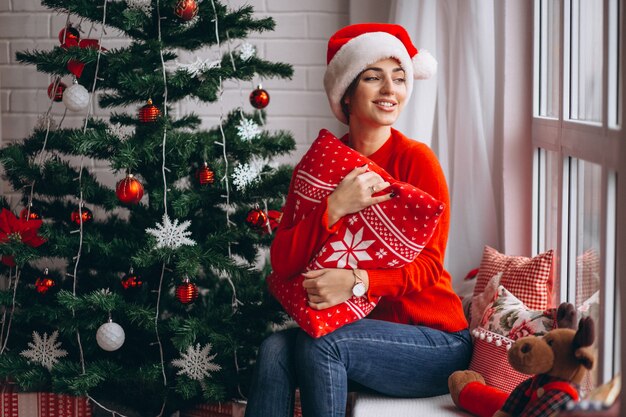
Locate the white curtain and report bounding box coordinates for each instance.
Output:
[389,0,501,287]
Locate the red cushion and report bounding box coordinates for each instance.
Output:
[473,246,554,310]
[267,130,444,338]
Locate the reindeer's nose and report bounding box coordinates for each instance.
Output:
[520,343,532,354]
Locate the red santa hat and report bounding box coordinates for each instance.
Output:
[323,23,437,124]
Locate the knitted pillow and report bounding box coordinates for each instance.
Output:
[469,286,558,393]
[473,246,554,310]
[267,129,444,338]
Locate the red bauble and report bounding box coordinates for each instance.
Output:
[196,162,215,185]
[176,279,198,304]
[245,208,268,231]
[174,0,199,21]
[58,26,80,46]
[35,269,55,294]
[20,206,41,221]
[139,99,160,123]
[121,268,143,289]
[70,207,93,225]
[47,81,67,102]
[249,85,270,109]
[116,174,144,205]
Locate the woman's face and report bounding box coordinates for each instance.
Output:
[344,58,407,128]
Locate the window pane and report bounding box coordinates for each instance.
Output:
[608,0,620,128]
[538,0,561,118]
[569,0,604,122]
[573,159,603,387]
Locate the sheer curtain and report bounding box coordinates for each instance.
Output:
[389,0,501,287]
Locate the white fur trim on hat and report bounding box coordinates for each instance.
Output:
[324,32,415,124]
[413,49,437,80]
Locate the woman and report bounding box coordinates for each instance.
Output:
[245,23,471,417]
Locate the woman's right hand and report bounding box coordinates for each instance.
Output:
[327,165,393,225]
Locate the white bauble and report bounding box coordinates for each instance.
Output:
[96,321,126,351]
[62,83,89,111]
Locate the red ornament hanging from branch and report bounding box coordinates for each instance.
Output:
[121,267,143,290]
[70,207,93,225]
[116,174,144,205]
[249,84,270,109]
[139,99,160,123]
[245,208,268,231]
[20,205,42,221]
[58,25,80,46]
[35,268,55,294]
[174,0,199,21]
[47,81,66,102]
[195,162,215,185]
[176,278,198,304]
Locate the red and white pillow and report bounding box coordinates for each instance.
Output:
[469,286,558,393]
[267,129,444,338]
[473,246,554,310]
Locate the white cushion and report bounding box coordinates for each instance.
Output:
[351,394,473,417]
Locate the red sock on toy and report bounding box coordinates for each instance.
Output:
[458,381,509,417]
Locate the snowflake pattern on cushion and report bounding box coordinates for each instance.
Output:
[267,129,444,338]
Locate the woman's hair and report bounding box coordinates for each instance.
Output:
[340,74,362,123]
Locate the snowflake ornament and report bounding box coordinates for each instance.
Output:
[126,0,152,15]
[20,330,68,371]
[168,57,221,78]
[146,214,196,250]
[236,118,262,141]
[232,163,260,191]
[172,343,221,381]
[238,42,256,61]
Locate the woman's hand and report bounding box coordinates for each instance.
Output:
[302,268,369,310]
[327,165,393,225]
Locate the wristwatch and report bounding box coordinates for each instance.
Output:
[352,269,366,297]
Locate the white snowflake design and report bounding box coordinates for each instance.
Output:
[146,214,196,250]
[375,248,388,259]
[20,330,68,371]
[238,42,256,61]
[126,0,152,15]
[172,343,221,381]
[236,118,261,141]
[232,163,260,191]
[325,227,374,268]
[168,57,221,78]
[387,259,400,267]
[347,215,359,226]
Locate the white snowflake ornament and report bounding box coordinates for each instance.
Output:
[146,214,196,250]
[126,0,152,15]
[232,163,260,191]
[238,43,256,61]
[172,343,221,381]
[236,118,261,141]
[20,330,68,370]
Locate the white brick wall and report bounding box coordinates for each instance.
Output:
[0,0,350,199]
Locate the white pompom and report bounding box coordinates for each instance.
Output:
[62,83,90,111]
[495,339,503,347]
[486,335,493,343]
[96,321,125,351]
[479,332,486,340]
[412,49,437,80]
[472,329,480,338]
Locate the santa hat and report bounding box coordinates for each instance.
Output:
[323,23,437,124]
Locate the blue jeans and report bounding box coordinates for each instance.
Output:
[244,319,472,417]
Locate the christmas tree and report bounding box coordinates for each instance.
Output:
[0,0,294,415]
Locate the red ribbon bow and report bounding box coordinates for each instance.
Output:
[0,208,46,267]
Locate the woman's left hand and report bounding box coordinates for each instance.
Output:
[302,268,367,310]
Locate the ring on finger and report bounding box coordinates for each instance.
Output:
[370,185,376,194]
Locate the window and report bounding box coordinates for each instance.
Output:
[533,0,621,385]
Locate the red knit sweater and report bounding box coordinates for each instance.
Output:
[270,128,468,333]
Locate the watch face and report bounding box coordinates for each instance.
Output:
[352,282,366,297]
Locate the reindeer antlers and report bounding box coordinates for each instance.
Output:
[573,316,595,348]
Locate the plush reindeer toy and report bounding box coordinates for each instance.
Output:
[449,303,595,417]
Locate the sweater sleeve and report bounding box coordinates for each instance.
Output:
[270,166,344,279]
[366,141,451,297]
